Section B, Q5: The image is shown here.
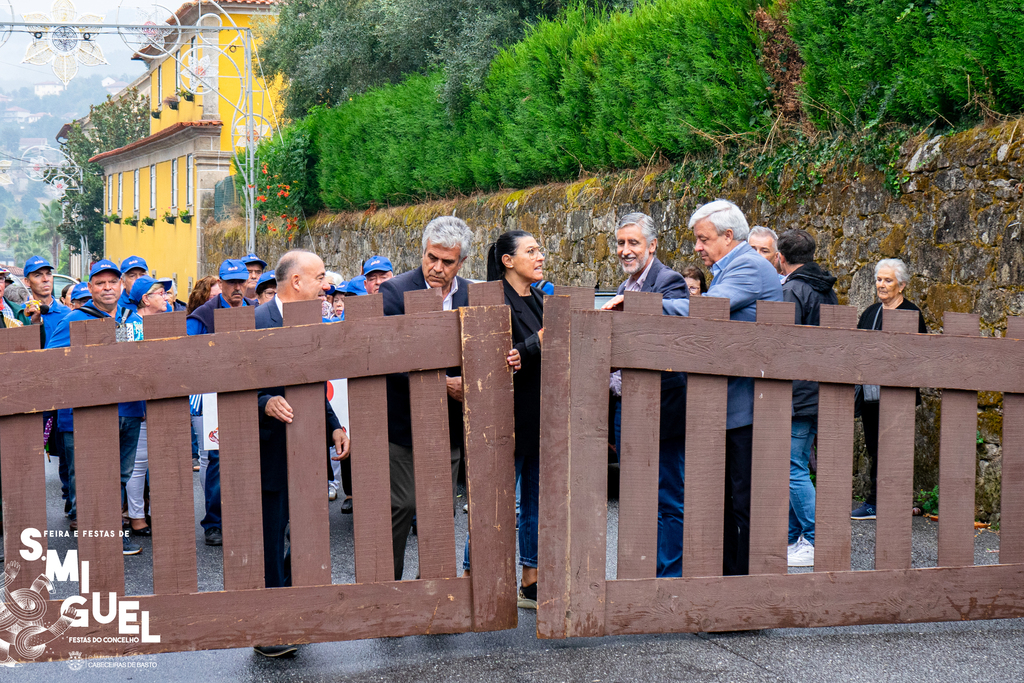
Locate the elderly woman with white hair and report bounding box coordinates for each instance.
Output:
[850,258,927,520]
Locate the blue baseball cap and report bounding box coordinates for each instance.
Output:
[89,259,121,280]
[325,281,345,296]
[157,277,174,291]
[24,255,53,275]
[242,252,268,269]
[344,275,367,295]
[256,270,276,293]
[129,276,162,304]
[70,282,91,301]
[218,259,249,281]
[362,255,393,276]
[119,255,149,275]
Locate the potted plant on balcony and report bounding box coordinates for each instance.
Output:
[107,213,121,224]
[164,96,179,111]
[141,216,155,226]
[163,210,176,224]
[123,215,138,226]
[177,87,194,102]
[179,209,192,224]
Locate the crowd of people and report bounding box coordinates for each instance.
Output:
[0,198,930,658]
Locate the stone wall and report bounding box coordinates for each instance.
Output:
[204,119,1024,521]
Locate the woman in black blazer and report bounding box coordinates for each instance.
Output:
[487,230,545,609]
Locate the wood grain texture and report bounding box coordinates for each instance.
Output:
[284,299,332,587]
[405,288,457,580]
[537,296,573,639]
[551,285,593,310]
[874,309,921,571]
[213,306,265,591]
[30,577,473,661]
[345,294,394,584]
[603,564,1024,634]
[938,313,980,568]
[460,304,517,632]
[689,296,731,320]
[468,280,505,307]
[813,305,859,572]
[617,291,663,580]
[567,310,612,636]
[143,308,197,595]
[1001,316,1024,564]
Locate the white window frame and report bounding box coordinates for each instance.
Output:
[156,64,162,105]
[133,168,140,217]
[174,50,180,91]
[107,175,112,213]
[186,154,194,208]
[117,172,123,214]
[171,158,178,208]
[150,165,157,214]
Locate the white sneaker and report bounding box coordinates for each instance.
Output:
[328,483,338,501]
[787,537,814,567]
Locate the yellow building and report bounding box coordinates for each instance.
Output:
[91,0,278,295]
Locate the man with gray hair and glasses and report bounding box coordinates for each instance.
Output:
[601,212,689,576]
[380,215,474,581]
[662,199,783,576]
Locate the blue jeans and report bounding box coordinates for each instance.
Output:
[201,450,221,532]
[789,417,817,546]
[62,431,77,519]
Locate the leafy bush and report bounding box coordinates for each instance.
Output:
[788,0,1024,128]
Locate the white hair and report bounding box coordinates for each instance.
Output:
[324,270,343,286]
[422,216,473,260]
[748,225,777,248]
[616,212,657,242]
[875,258,910,286]
[688,199,750,241]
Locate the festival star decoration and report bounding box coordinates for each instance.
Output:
[22,0,106,86]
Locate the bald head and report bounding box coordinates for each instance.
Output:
[275,250,326,302]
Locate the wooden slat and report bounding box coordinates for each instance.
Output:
[213,306,264,591]
[33,577,473,660]
[874,308,921,571]
[937,313,980,568]
[405,288,456,580]
[682,295,730,578]
[551,285,593,310]
[468,280,505,306]
[748,300,795,575]
[284,299,332,586]
[617,291,663,580]
[460,304,517,632]
[69,318,124,596]
[143,312,198,594]
[814,305,858,572]
[345,294,394,583]
[603,564,1024,634]
[537,295,573,639]
[566,309,612,637]
[1002,316,1024,564]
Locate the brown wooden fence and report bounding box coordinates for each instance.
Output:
[0,281,516,661]
[537,289,1024,638]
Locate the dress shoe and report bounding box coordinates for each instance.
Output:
[205,528,223,546]
[253,644,298,658]
[340,497,353,514]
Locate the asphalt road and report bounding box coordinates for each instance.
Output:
[4,456,1022,682]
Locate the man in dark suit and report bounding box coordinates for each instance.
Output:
[379,216,474,581]
[601,211,689,577]
[253,249,349,658]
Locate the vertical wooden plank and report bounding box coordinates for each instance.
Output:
[70,317,124,596]
[460,304,517,632]
[0,324,45,593]
[552,285,593,310]
[143,312,199,594]
[1002,316,1024,564]
[468,280,505,307]
[405,288,457,580]
[345,294,394,583]
[683,296,730,577]
[814,305,858,572]
[937,313,980,568]
[537,295,572,639]
[617,291,662,580]
[213,306,264,591]
[874,308,920,571]
[567,309,611,637]
[284,299,332,586]
[748,300,795,575]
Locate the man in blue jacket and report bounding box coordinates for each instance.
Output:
[116,255,149,313]
[46,259,145,556]
[663,199,783,575]
[18,255,71,345]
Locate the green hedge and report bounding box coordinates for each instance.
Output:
[789,0,1024,128]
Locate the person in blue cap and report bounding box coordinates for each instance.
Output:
[242,252,268,299]
[324,283,345,320]
[157,278,187,311]
[344,275,367,296]
[185,258,253,547]
[16,255,71,344]
[117,255,149,313]
[362,255,393,295]
[255,270,277,306]
[45,259,146,556]
[69,282,91,309]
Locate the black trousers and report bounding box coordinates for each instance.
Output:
[262,488,291,589]
[723,424,753,576]
[861,401,880,505]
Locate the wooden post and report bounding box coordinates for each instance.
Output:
[1002,317,1024,564]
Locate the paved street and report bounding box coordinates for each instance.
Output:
[5,456,1022,682]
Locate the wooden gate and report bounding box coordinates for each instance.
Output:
[0,282,516,661]
[537,289,1024,637]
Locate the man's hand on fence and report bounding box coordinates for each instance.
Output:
[601,294,625,311]
[507,348,521,372]
[265,395,294,423]
[332,427,350,460]
[446,376,464,402]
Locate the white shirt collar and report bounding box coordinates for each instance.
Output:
[274,294,284,319]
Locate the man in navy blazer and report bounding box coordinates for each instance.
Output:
[663,199,783,575]
[602,212,689,577]
[379,216,474,581]
[253,250,349,657]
